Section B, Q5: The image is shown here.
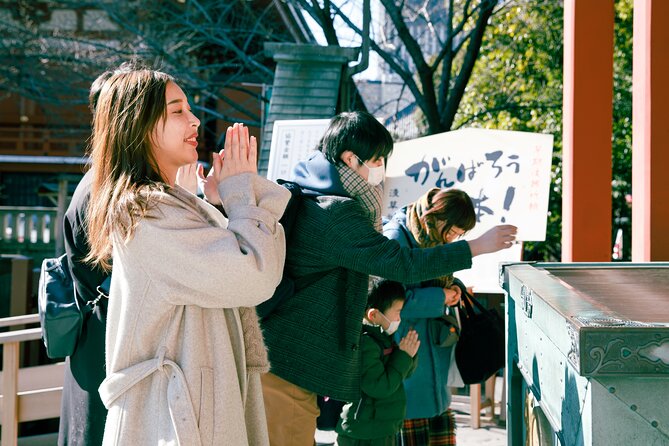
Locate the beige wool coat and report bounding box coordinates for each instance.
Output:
[98,174,290,446]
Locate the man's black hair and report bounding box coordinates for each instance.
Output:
[318,111,394,165]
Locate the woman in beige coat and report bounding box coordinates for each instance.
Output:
[85,68,289,445]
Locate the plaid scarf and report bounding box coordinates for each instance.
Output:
[406,188,454,288]
[336,163,383,232]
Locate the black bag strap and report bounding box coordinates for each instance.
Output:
[89,275,111,308]
[54,254,110,311]
[458,289,488,319]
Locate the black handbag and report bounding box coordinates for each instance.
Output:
[454,290,505,385]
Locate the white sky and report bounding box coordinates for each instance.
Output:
[300,0,381,80]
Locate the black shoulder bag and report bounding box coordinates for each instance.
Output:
[454,289,505,385]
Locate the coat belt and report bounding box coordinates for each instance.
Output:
[99,347,203,445]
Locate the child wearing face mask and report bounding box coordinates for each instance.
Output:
[335,279,420,446]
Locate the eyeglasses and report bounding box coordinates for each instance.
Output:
[434,220,466,241]
[443,226,466,241]
[446,227,465,238]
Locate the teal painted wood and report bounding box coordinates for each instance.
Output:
[272,77,341,87]
[269,105,336,115]
[503,262,669,445]
[270,95,339,104]
[274,73,341,83]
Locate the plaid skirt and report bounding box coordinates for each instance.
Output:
[396,409,456,446]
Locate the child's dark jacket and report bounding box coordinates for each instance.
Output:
[336,324,417,440]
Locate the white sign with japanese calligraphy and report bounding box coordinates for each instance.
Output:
[384,128,554,292]
[266,119,330,181]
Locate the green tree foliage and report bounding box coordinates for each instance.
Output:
[294,0,500,134]
[454,0,632,261]
[611,0,633,260]
[454,1,563,260]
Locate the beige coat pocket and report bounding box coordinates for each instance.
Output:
[198,367,214,446]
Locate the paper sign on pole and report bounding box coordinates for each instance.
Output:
[384,129,554,292]
[266,119,330,181]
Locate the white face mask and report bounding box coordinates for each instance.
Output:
[366,164,386,187]
[355,156,385,187]
[379,312,401,335]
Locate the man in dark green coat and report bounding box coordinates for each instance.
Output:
[259,111,517,445]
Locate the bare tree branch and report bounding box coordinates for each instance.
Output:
[379,0,429,74]
[440,0,497,130]
[294,0,502,135]
[325,1,426,114]
[432,0,473,73]
[438,0,456,116]
[295,0,339,45]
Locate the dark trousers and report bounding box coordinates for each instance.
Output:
[58,305,108,446]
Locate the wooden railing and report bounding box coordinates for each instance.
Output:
[0,126,87,156]
[0,314,64,446]
[0,207,58,259]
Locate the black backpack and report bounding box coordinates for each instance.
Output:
[38,255,110,358]
[256,179,312,318]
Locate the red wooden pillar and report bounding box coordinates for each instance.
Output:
[562,0,615,262]
[632,0,669,261]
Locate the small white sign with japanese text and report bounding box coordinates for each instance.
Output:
[267,119,330,181]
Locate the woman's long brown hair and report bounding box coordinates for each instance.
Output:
[85,69,174,271]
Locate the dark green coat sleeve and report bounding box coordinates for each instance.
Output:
[323,199,473,283]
